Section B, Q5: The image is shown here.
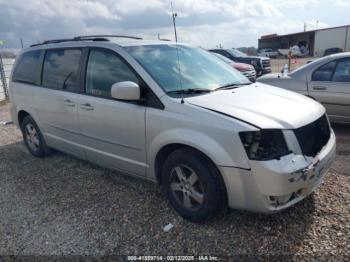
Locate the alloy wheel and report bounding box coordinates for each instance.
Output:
[169,164,204,211]
[25,123,40,151]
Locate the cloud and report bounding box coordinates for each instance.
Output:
[333,0,350,6]
[0,0,346,51]
[111,0,165,14]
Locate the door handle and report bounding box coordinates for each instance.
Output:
[313,86,327,91]
[80,103,94,111]
[63,99,76,107]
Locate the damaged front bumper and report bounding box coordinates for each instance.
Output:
[219,130,336,213]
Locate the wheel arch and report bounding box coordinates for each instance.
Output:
[154,143,228,203]
[18,110,30,128]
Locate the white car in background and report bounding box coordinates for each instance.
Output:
[258,49,279,58]
[258,53,350,124]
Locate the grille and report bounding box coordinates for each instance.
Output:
[261,59,271,69]
[294,114,330,157]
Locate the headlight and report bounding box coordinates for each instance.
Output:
[251,60,258,66]
[239,129,291,161]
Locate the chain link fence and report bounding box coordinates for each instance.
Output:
[269,57,313,74]
[0,55,14,102]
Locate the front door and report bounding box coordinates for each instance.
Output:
[309,58,350,122]
[78,48,147,176]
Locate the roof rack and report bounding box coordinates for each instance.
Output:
[30,34,142,47]
[74,35,143,40]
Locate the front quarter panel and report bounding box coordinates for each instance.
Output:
[146,96,258,181]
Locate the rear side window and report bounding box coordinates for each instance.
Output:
[12,50,41,84]
[85,49,139,98]
[312,61,336,81]
[332,58,350,82]
[42,49,81,91]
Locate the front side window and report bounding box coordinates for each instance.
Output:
[124,45,249,93]
[85,49,139,98]
[312,61,336,81]
[42,49,81,91]
[332,58,350,82]
[12,50,41,84]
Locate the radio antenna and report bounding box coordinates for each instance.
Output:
[171,2,178,42]
[171,2,184,104]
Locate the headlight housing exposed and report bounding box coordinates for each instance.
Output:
[239,129,291,161]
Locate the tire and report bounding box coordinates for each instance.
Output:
[21,115,51,157]
[161,148,226,223]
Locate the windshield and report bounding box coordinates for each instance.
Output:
[227,49,247,57]
[124,44,250,93]
[211,52,233,64]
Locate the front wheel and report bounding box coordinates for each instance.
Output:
[162,148,226,223]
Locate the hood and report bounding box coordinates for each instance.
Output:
[257,73,291,83]
[258,73,286,80]
[187,83,325,129]
[243,55,269,60]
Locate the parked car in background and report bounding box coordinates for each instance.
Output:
[258,52,350,124]
[211,52,256,82]
[9,36,336,222]
[257,48,279,58]
[209,48,271,76]
[324,48,343,56]
[278,46,302,58]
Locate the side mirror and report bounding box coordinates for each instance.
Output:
[111,81,140,101]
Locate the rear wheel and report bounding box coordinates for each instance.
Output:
[162,148,226,223]
[21,116,51,157]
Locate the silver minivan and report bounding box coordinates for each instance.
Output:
[9,36,336,222]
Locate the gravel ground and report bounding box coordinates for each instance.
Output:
[0,104,349,259]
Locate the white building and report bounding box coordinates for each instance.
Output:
[258,25,350,57]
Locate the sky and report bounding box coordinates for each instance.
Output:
[0,0,349,52]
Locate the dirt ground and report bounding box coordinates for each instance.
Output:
[0,103,349,259]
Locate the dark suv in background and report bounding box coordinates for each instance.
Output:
[209,48,271,76]
[324,48,343,56]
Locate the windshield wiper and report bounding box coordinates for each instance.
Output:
[214,82,251,91]
[166,88,212,94]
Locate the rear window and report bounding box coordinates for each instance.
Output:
[12,50,41,84]
[42,49,82,91]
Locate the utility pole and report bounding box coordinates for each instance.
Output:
[171,2,178,42]
[344,26,348,52]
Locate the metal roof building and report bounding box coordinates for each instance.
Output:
[258,25,350,57]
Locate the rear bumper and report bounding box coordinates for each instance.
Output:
[262,67,272,74]
[256,67,271,76]
[219,131,336,213]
